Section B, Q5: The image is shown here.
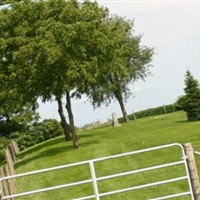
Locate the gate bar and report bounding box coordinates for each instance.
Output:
[89,161,99,200]
[99,176,188,197]
[97,160,185,181]
[149,191,192,200]
[1,179,93,200]
[0,143,187,183]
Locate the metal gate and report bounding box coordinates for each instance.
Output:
[0,143,195,199]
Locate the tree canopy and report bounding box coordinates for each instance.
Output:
[1,0,115,148]
[1,0,154,148]
[85,17,154,122]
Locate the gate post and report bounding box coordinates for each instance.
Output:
[184,143,200,200]
[0,167,3,200]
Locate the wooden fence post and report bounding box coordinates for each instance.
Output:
[11,140,19,155]
[8,144,16,163]
[0,173,2,200]
[2,167,9,197]
[184,143,200,200]
[5,149,15,176]
[0,168,5,199]
[0,141,19,200]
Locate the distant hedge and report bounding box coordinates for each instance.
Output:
[118,104,177,123]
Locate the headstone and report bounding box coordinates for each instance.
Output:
[163,104,167,114]
[132,110,137,120]
[112,112,121,127]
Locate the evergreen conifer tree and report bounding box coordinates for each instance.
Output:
[183,70,200,121]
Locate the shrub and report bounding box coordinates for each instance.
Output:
[9,119,63,150]
[9,131,43,150]
[175,95,187,111]
[35,119,63,140]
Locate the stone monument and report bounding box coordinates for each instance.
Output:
[112,112,121,127]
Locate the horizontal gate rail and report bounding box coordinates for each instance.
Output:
[149,191,192,200]
[1,179,93,199]
[96,160,185,181]
[0,143,195,200]
[99,176,189,197]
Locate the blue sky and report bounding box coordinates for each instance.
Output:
[38,1,200,126]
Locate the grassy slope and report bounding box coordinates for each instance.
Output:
[15,111,200,200]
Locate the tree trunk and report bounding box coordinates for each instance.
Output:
[57,98,71,141]
[115,92,129,123]
[65,92,79,149]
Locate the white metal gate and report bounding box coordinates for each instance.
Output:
[0,143,195,200]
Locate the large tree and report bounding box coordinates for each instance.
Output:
[1,0,124,148]
[86,17,154,122]
[1,0,154,152]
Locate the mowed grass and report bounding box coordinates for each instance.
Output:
[14,111,200,200]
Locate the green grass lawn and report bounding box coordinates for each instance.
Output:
[13,111,200,199]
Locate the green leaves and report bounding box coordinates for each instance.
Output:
[0,0,114,146]
[180,71,200,121]
[87,17,153,105]
[1,0,154,130]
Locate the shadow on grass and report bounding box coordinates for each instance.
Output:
[16,136,100,169]
[175,120,188,124]
[16,137,74,169]
[80,140,99,147]
[18,137,66,159]
[175,119,200,124]
[79,133,94,139]
[15,145,73,169]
